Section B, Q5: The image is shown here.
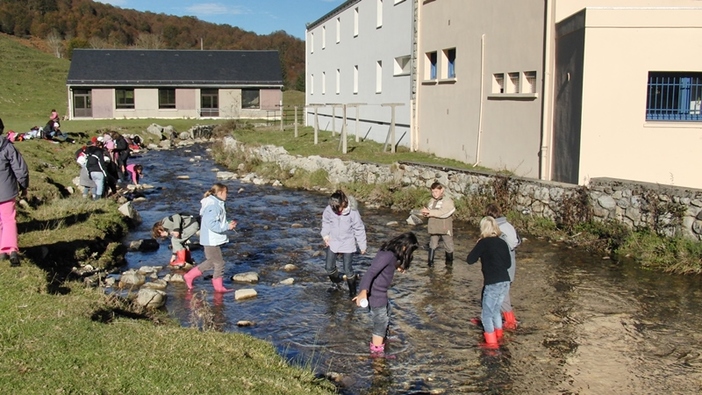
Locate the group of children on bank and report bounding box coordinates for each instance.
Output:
[75,132,143,199]
[153,180,520,354]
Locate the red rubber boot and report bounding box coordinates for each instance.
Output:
[482,332,499,349]
[170,249,188,268]
[503,310,518,330]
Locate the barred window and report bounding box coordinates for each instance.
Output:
[646,72,702,121]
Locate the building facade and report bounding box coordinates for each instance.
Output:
[305,0,414,148]
[66,49,283,120]
[306,0,702,189]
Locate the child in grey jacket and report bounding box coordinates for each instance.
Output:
[320,190,367,298]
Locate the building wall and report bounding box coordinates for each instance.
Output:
[91,88,114,119]
[261,88,282,110]
[72,87,280,120]
[574,8,702,189]
[417,0,545,177]
[305,0,414,147]
[554,0,702,21]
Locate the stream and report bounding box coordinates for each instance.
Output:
[122,144,702,395]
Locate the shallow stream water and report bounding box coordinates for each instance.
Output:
[123,144,702,394]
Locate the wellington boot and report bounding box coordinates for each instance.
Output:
[9,251,20,267]
[482,332,499,349]
[184,249,195,264]
[495,328,504,340]
[170,249,188,268]
[445,252,454,266]
[212,277,233,293]
[346,275,358,299]
[183,267,202,290]
[428,249,436,267]
[503,310,518,330]
[370,342,385,355]
[328,271,343,284]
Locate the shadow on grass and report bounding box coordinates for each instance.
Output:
[23,235,126,295]
[18,211,103,233]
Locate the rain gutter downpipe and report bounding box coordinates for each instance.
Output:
[474,33,485,167]
[539,0,556,180]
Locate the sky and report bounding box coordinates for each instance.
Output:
[95,0,345,39]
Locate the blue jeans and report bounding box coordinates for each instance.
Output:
[370,303,390,339]
[481,281,510,333]
[325,248,354,278]
[90,171,105,199]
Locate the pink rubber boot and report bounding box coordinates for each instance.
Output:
[212,277,233,293]
[183,267,202,290]
[369,342,385,355]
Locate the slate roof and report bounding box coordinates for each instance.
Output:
[67,49,284,87]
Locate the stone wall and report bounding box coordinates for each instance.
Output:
[220,137,702,241]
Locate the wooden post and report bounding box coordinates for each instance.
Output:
[347,103,365,143]
[382,103,404,153]
[294,106,298,137]
[308,104,324,145]
[280,106,284,131]
[339,104,348,153]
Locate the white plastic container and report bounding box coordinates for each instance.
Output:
[359,298,369,308]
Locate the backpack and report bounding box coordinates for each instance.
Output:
[115,136,129,151]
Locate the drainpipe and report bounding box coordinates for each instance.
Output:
[412,0,421,152]
[539,0,556,180]
[474,33,485,167]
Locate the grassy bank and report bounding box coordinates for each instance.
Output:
[0,137,335,394]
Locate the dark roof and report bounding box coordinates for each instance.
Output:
[67,49,283,87]
[306,0,359,31]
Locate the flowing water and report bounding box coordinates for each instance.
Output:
[123,144,702,395]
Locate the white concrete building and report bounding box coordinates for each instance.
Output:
[305,0,414,149]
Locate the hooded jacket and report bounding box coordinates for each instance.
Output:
[199,195,229,247]
[0,135,29,202]
[320,196,367,254]
[161,214,200,252]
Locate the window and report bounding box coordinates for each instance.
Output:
[647,72,702,121]
[425,51,437,80]
[200,89,219,117]
[310,32,314,53]
[241,89,260,109]
[158,88,176,109]
[394,55,411,76]
[442,48,456,79]
[523,71,537,94]
[506,72,520,93]
[336,17,340,43]
[492,73,504,94]
[322,26,326,49]
[376,61,383,93]
[310,73,314,95]
[336,69,341,94]
[353,65,358,94]
[354,7,359,37]
[115,88,134,109]
[322,72,326,95]
[377,0,383,28]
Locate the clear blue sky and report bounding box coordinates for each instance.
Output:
[96,0,345,39]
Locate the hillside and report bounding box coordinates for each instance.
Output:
[0,33,70,123]
[0,0,305,89]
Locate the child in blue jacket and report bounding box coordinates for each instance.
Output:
[183,183,237,293]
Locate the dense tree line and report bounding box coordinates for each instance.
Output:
[0,0,305,89]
